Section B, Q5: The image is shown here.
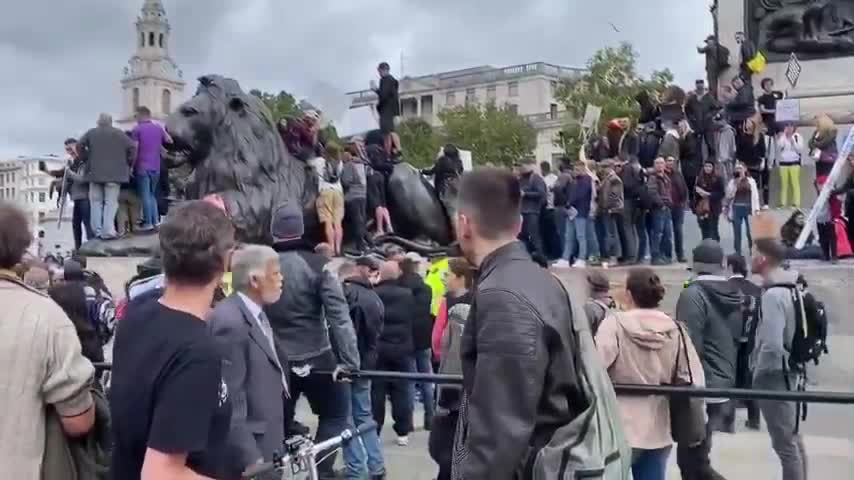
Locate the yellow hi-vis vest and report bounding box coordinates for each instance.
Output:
[425,257,449,316]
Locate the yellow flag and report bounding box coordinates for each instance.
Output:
[746,51,767,74]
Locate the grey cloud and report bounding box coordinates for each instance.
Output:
[0,0,710,157]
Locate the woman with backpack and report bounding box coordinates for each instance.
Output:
[595,268,704,480]
[428,257,474,480]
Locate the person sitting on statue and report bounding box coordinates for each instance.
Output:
[281,110,324,162]
[725,75,756,126]
[421,144,464,199]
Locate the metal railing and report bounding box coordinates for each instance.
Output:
[318,369,854,405]
[93,363,854,405]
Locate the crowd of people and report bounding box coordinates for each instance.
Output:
[514,76,854,269]
[0,58,838,480]
[0,164,824,480]
[49,106,173,250]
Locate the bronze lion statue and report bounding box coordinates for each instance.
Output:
[78,75,452,257]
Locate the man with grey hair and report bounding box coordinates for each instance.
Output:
[209,244,288,478]
[78,112,135,240]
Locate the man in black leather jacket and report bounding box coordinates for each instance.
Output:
[265,204,359,480]
[451,169,585,480]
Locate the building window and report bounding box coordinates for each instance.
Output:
[159,33,165,48]
[140,32,145,47]
[550,103,559,119]
[39,192,46,203]
[551,80,558,95]
[162,89,172,114]
[486,85,497,101]
[446,91,456,106]
[507,103,519,114]
[133,88,140,111]
[465,88,476,105]
[508,81,519,97]
[149,32,155,47]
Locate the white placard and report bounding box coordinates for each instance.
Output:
[460,150,473,171]
[775,98,800,123]
[582,104,602,129]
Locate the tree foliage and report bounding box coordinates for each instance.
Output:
[555,42,674,159]
[250,88,339,144]
[397,118,442,168]
[249,89,301,122]
[438,103,537,167]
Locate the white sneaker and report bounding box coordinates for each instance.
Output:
[571,260,587,268]
[553,259,571,268]
[396,436,409,446]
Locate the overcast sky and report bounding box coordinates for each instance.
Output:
[0,0,711,157]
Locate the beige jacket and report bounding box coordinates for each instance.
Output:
[595,309,705,449]
[0,273,94,479]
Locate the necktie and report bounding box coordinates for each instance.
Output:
[258,311,290,398]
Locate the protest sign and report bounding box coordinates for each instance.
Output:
[775,98,800,123]
[582,104,602,130]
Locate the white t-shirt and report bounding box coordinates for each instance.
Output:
[544,173,559,208]
[308,157,343,193]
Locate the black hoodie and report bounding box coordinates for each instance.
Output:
[342,276,384,370]
[675,274,744,389]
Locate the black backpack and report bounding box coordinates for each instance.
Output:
[768,283,829,370]
[323,157,341,184]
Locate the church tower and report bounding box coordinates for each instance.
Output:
[117,0,185,130]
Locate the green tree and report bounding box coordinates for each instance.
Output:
[397,118,442,168]
[555,42,674,160]
[249,89,301,122]
[439,103,537,166]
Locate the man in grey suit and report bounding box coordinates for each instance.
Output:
[210,244,288,478]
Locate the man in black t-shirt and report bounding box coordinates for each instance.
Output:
[110,201,236,480]
[757,77,783,135]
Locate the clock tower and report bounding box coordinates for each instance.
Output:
[117,0,185,131]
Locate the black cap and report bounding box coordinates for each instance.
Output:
[692,239,725,275]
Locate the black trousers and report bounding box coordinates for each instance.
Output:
[71,199,94,250]
[429,411,459,480]
[284,351,351,478]
[677,402,731,480]
[698,215,720,242]
[621,202,639,262]
[371,356,413,437]
[749,167,770,207]
[344,198,367,252]
[520,212,543,257]
[817,221,837,261]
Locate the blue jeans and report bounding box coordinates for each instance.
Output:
[343,379,385,478]
[412,349,435,420]
[563,216,588,261]
[636,209,649,260]
[135,170,160,227]
[88,182,120,238]
[650,207,672,261]
[732,204,753,256]
[586,217,600,258]
[632,446,672,480]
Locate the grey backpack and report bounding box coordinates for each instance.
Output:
[438,303,470,377]
[530,274,633,480]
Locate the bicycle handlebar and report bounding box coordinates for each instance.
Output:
[311,421,377,454]
[241,421,378,479]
